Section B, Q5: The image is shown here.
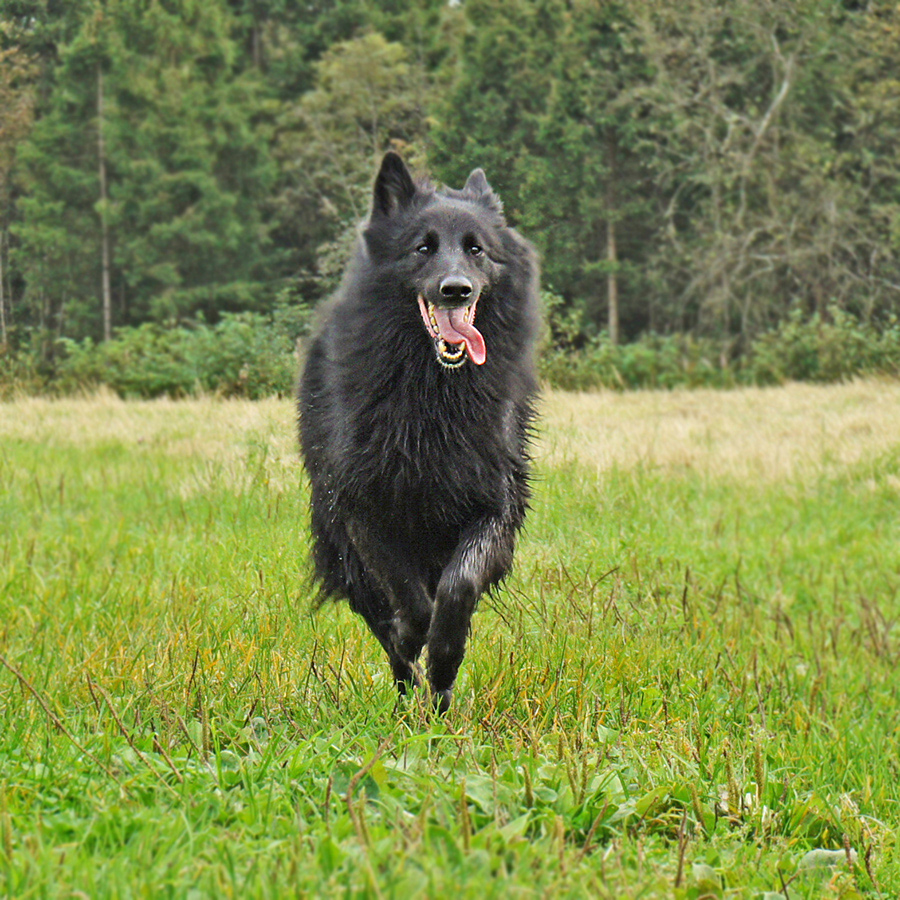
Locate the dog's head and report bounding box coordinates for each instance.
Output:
[364,152,508,369]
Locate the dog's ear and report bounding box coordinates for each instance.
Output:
[373,152,417,217]
[463,168,503,214]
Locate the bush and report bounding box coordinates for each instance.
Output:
[198,313,299,399]
[51,303,312,399]
[1,301,898,397]
[0,344,45,399]
[743,308,900,385]
[539,305,900,391]
[56,326,200,397]
[540,330,736,392]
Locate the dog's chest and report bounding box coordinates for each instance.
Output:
[347,388,517,513]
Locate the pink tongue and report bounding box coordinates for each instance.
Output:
[433,307,487,365]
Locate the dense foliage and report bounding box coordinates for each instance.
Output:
[1,0,898,383]
[2,300,896,400]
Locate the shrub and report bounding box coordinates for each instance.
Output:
[538,306,900,391]
[1,301,897,397]
[52,303,312,399]
[743,307,900,385]
[539,331,736,391]
[0,344,45,399]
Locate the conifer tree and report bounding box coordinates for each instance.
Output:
[429,0,654,340]
[14,0,276,343]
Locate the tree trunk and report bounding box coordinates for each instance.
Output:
[606,135,620,346]
[0,230,7,349]
[252,25,261,69]
[97,64,112,342]
[607,217,619,346]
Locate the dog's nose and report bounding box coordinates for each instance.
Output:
[439,276,473,303]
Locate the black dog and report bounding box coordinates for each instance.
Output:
[299,152,540,711]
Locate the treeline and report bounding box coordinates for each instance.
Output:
[1,0,899,388]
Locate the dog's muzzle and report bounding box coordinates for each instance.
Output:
[417,295,486,368]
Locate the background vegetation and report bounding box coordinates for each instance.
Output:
[2,385,899,896]
[1,0,899,393]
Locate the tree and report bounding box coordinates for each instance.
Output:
[103,0,277,324]
[832,0,900,321]
[0,1,92,97]
[429,0,559,205]
[6,0,897,355]
[634,0,900,339]
[273,31,428,295]
[224,0,453,101]
[12,6,105,344]
[519,1,655,342]
[14,0,277,344]
[429,0,656,342]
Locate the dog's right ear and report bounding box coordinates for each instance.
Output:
[464,167,503,215]
[372,152,416,217]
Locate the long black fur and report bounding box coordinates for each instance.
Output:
[298,152,540,712]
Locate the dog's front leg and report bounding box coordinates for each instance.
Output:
[427,514,517,712]
[345,520,433,691]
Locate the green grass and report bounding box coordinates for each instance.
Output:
[1,385,899,898]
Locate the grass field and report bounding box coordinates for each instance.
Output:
[1,382,899,898]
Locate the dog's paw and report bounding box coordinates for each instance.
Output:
[432,688,453,715]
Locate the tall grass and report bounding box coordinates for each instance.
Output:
[1,384,898,897]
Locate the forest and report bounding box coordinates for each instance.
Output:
[0,0,899,391]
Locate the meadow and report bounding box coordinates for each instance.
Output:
[1,382,898,898]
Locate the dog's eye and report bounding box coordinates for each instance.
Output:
[468,243,483,257]
[416,243,431,255]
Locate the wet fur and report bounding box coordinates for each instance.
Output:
[298,152,540,711]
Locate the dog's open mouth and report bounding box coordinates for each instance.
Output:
[417,295,486,368]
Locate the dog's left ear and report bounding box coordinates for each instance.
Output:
[464,168,503,214]
[373,152,417,217]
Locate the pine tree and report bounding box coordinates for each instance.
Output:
[429,0,559,202]
[14,0,277,343]
[518,1,655,341]
[429,0,654,341]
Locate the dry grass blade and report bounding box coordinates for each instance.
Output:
[88,676,183,791]
[345,736,393,822]
[0,653,125,791]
